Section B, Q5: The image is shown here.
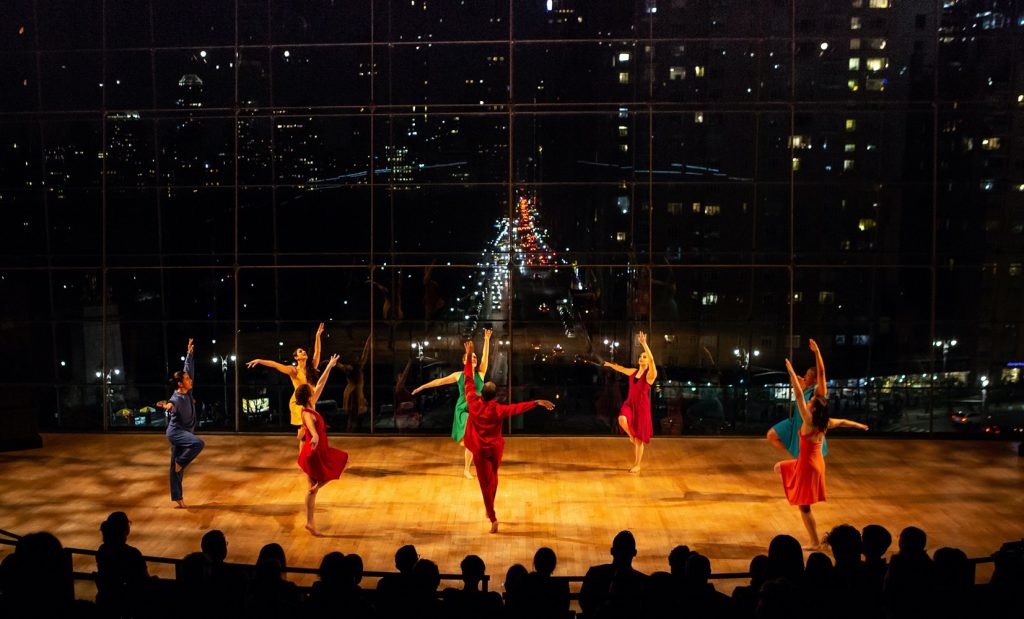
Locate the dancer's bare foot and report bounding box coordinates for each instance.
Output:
[629,465,642,474]
[174,461,183,473]
[489,521,498,534]
[463,468,474,479]
[803,543,822,552]
[174,499,186,509]
[305,523,322,537]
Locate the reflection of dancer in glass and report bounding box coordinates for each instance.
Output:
[296,354,343,536]
[461,340,554,533]
[776,358,868,549]
[603,331,657,473]
[342,335,371,432]
[767,338,829,459]
[159,338,204,509]
[245,322,324,439]
[411,328,492,478]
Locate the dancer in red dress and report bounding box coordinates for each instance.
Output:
[603,331,658,472]
[461,340,555,533]
[776,358,868,549]
[294,354,344,536]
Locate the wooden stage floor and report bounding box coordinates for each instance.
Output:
[1,434,1022,592]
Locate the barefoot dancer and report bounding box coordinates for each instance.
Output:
[776,358,868,549]
[767,338,829,459]
[461,340,554,533]
[411,328,492,478]
[245,322,324,441]
[603,331,657,473]
[296,355,344,536]
[160,338,205,509]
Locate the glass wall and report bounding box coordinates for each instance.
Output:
[1,1,1022,437]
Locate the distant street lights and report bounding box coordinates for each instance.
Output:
[933,338,957,373]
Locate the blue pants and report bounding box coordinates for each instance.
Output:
[167,428,205,501]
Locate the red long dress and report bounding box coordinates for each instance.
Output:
[620,370,653,444]
[778,430,826,505]
[297,408,348,482]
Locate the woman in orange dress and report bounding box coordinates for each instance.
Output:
[776,358,868,549]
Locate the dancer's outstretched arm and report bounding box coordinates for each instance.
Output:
[638,331,657,384]
[809,338,827,398]
[785,358,812,425]
[245,358,296,376]
[313,322,324,370]
[477,328,493,378]
[411,371,460,395]
[357,334,371,369]
[301,409,320,451]
[828,418,869,431]
[602,361,636,376]
[311,354,340,404]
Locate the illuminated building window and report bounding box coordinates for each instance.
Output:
[1016,184,1024,192]
[849,58,860,70]
[843,159,855,171]
[1010,264,1022,276]
[851,0,863,7]
[868,38,887,50]
[866,57,887,71]
[868,0,889,7]
[619,144,629,153]
[618,72,630,84]
[618,125,628,137]
[819,291,835,304]
[835,334,847,345]
[694,111,704,123]
[789,135,812,149]
[846,119,857,131]
[692,202,702,213]
[694,65,705,77]
[851,16,862,30]
[701,293,718,306]
[615,232,627,242]
[981,137,1001,150]
[669,66,686,80]
[792,157,801,171]
[853,335,870,346]
[866,78,886,90]
[845,143,856,152]
[850,38,861,50]
[617,196,630,214]
[848,79,859,92]
[618,52,631,63]
[858,218,877,231]
[980,180,994,191]
[705,205,720,216]
[793,292,803,303]
[667,202,683,215]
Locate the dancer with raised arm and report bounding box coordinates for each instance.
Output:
[461,340,554,533]
[296,354,344,536]
[767,338,829,458]
[245,322,325,438]
[159,338,204,509]
[603,331,658,473]
[776,358,868,549]
[411,328,492,478]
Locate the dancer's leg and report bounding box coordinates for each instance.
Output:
[630,441,645,473]
[618,415,636,445]
[799,505,819,550]
[473,448,500,532]
[766,427,786,452]
[305,477,321,536]
[463,447,474,479]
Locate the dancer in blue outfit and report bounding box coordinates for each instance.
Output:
[766,338,828,458]
[159,338,205,508]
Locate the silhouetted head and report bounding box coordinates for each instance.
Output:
[862,524,892,560]
[933,547,971,588]
[180,552,212,584]
[898,526,927,554]
[805,552,834,588]
[810,395,830,433]
[504,563,528,596]
[257,543,287,570]
[395,544,418,574]
[610,530,637,564]
[481,381,498,402]
[533,547,557,576]
[748,554,769,586]
[100,512,131,544]
[344,553,364,586]
[294,383,314,407]
[460,554,486,587]
[201,530,228,563]
[318,551,346,585]
[824,524,863,566]
[766,534,804,582]
[412,559,440,593]
[684,553,712,586]
[668,545,691,575]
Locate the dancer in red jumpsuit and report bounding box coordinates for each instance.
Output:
[461,340,555,533]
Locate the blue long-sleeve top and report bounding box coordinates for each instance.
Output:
[167,351,196,433]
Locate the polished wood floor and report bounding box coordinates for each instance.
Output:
[1,434,1022,593]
